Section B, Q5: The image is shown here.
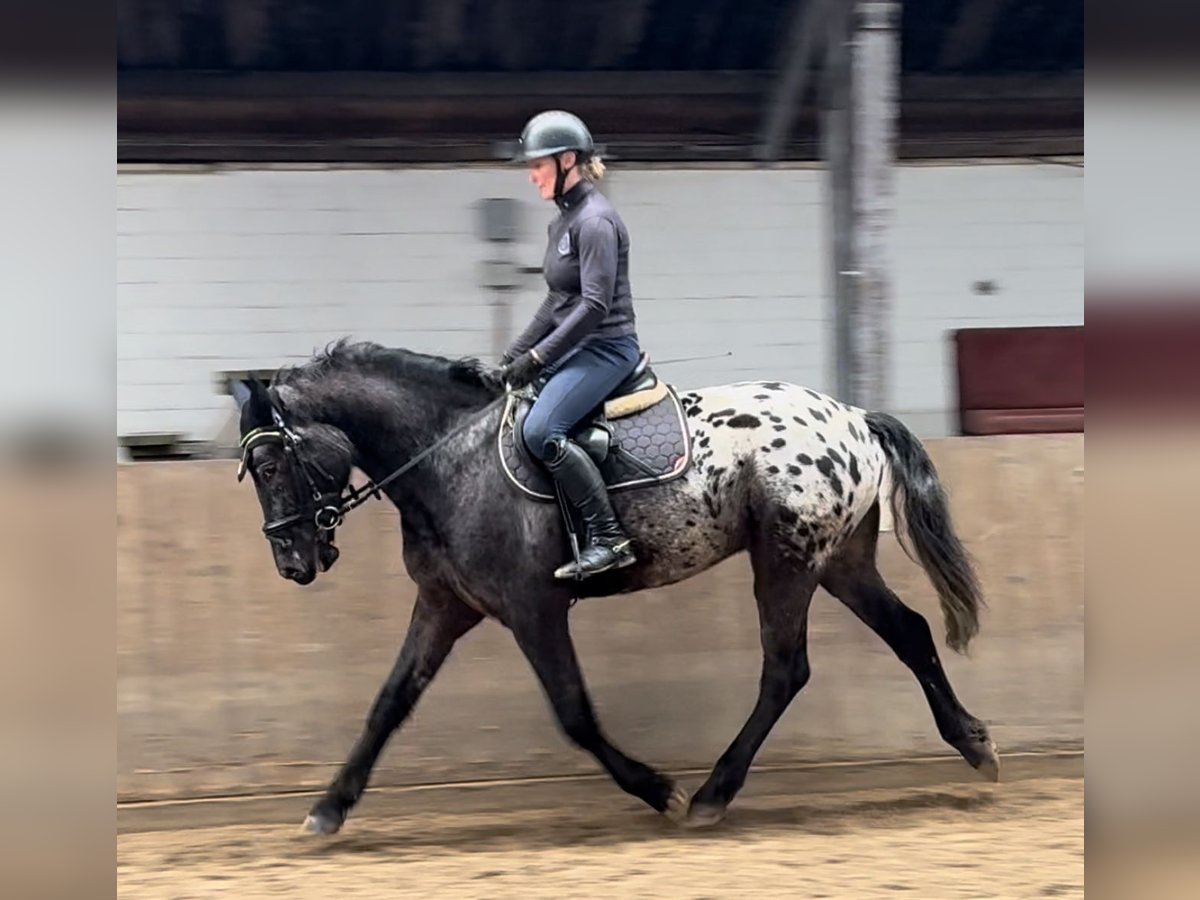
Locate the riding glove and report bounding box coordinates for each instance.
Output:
[500,350,542,389]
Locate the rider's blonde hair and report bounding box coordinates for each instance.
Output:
[581,156,607,182]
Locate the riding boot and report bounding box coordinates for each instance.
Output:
[543,437,637,580]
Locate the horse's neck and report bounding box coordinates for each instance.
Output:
[332,386,495,506]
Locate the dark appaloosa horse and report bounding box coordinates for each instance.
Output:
[232,339,998,834]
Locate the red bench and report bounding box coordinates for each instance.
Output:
[953,325,1084,435]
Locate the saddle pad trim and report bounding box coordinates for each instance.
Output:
[604,379,669,419]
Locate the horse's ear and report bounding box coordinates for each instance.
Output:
[230,379,253,409]
[233,377,275,426]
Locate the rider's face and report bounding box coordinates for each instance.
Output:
[528,152,576,200]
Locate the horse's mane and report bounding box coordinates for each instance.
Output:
[274,337,500,398]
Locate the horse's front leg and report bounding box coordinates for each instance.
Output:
[304,589,481,834]
[509,600,688,819]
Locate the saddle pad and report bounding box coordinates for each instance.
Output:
[499,386,693,502]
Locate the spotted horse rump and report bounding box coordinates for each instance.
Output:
[498,354,693,502]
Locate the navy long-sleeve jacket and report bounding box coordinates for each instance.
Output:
[506,180,638,367]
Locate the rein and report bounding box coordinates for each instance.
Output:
[236,350,711,538]
[238,395,505,537]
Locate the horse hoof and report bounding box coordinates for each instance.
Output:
[663,785,691,825]
[974,740,1001,783]
[684,799,727,829]
[301,812,343,836]
[957,736,1001,783]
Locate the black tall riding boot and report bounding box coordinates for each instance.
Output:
[544,438,637,580]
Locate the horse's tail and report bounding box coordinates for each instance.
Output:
[865,411,984,654]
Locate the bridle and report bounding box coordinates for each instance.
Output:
[237,407,365,537]
[237,394,506,539]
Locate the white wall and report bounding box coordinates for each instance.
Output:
[117,160,1082,440]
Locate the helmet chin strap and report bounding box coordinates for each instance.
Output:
[553,154,568,201]
[553,152,588,202]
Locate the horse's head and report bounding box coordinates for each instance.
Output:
[232,378,353,585]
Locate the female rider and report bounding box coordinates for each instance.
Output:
[499,110,643,581]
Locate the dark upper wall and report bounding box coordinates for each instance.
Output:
[118,0,1083,76]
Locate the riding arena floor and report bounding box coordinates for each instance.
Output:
[118,753,1083,899]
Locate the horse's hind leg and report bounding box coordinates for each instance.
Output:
[509,601,688,819]
[687,522,819,827]
[303,589,481,835]
[820,504,999,780]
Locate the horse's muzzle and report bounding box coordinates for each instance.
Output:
[318,540,340,572]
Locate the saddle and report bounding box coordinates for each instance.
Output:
[498,352,693,502]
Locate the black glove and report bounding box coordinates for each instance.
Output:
[500,350,542,389]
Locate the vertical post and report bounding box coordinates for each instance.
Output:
[825,0,856,402]
[826,0,898,410]
[851,0,899,412]
[476,197,522,359]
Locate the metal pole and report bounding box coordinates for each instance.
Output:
[827,0,898,410]
[757,0,829,164]
[850,0,899,411]
[824,0,856,403]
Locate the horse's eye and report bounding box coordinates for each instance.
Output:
[259,463,277,482]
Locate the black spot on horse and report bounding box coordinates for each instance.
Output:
[816,432,826,443]
[727,414,761,428]
[826,447,844,467]
[754,394,770,400]
[816,456,846,496]
[709,466,727,482]
[793,416,807,426]
[787,464,801,476]
[698,435,710,448]
[768,414,783,423]
[766,465,780,475]
[797,453,813,465]
[779,506,799,525]
[773,424,786,432]
[846,491,855,509]
[805,388,822,400]
[848,422,861,441]
[712,420,725,428]
[840,441,849,454]
[848,453,861,485]
[686,405,702,418]
[762,382,785,391]
[771,437,786,448]
[711,408,737,418]
[829,472,844,497]
[808,408,828,424]
[792,483,805,493]
[685,519,697,527]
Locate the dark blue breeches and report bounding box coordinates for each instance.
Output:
[521,335,641,461]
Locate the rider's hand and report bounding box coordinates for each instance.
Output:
[500,350,542,389]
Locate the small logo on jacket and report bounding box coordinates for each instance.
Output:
[557,233,571,256]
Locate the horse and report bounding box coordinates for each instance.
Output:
[231,338,998,835]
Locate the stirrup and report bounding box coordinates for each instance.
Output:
[553,539,636,581]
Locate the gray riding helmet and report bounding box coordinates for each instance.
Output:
[515,110,595,163]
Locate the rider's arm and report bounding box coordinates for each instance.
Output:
[503,293,556,362]
[530,216,617,368]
